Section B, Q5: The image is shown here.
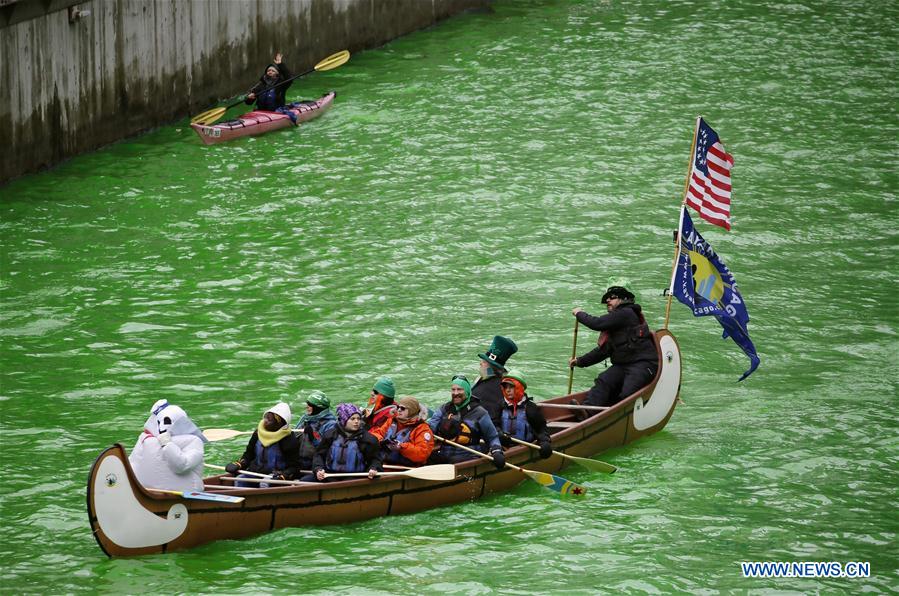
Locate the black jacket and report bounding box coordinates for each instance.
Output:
[472,375,504,427]
[575,303,657,367]
[245,62,292,110]
[237,430,301,479]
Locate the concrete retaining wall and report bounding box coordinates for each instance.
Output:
[0,0,490,184]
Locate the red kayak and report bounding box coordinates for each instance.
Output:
[190,91,336,145]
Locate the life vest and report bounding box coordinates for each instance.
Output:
[501,406,535,442]
[599,304,657,364]
[437,404,490,459]
[299,417,334,461]
[382,422,420,467]
[253,439,285,473]
[327,433,366,473]
[256,87,279,111]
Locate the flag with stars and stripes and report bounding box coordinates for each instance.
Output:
[685,117,734,230]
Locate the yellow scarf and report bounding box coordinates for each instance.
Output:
[256,420,291,447]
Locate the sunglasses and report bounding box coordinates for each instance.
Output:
[451,374,469,383]
[395,405,408,411]
[501,381,515,387]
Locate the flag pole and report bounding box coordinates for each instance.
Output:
[664,115,701,329]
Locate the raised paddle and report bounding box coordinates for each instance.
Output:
[567,320,579,394]
[436,437,586,496]
[148,487,245,503]
[191,49,350,125]
[218,476,313,486]
[507,436,617,474]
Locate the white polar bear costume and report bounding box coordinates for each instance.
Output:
[129,399,207,492]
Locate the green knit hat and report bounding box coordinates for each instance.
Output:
[451,374,471,399]
[372,376,396,399]
[305,390,330,410]
[501,368,528,390]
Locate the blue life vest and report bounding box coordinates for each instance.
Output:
[383,424,416,466]
[257,87,278,111]
[501,406,535,442]
[327,433,366,472]
[253,440,285,473]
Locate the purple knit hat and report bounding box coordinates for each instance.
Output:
[336,403,362,427]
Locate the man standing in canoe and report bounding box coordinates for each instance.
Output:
[245,52,292,112]
[472,335,518,426]
[569,285,659,408]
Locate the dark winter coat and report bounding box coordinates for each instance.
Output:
[574,303,657,367]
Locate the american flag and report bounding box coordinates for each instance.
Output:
[685,117,734,230]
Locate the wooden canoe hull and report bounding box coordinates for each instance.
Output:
[189,91,336,145]
[86,330,681,557]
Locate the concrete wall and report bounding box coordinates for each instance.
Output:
[0,0,490,184]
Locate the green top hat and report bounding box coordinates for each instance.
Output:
[478,335,518,371]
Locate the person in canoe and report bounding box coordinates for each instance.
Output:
[371,396,434,467]
[295,390,338,472]
[428,375,504,468]
[225,402,301,487]
[471,335,518,427]
[363,376,396,431]
[569,284,659,409]
[497,369,552,458]
[130,399,207,492]
[305,403,383,482]
[245,52,295,117]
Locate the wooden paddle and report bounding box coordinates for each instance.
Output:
[191,49,350,125]
[436,437,586,496]
[206,462,453,482]
[218,475,312,486]
[567,320,579,394]
[202,428,303,442]
[148,487,245,503]
[507,436,617,474]
[324,465,455,482]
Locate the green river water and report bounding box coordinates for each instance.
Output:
[1,0,897,593]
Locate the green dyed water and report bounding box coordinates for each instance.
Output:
[2,0,897,592]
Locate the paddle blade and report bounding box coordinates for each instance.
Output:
[181,491,245,504]
[314,49,350,72]
[153,488,244,503]
[403,464,456,481]
[523,470,587,496]
[191,107,227,125]
[569,455,617,474]
[203,428,252,442]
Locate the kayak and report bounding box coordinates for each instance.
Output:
[86,329,682,557]
[190,91,336,145]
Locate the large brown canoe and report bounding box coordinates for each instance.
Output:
[86,330,681,557]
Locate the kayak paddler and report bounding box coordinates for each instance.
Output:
[245,52,292,113]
